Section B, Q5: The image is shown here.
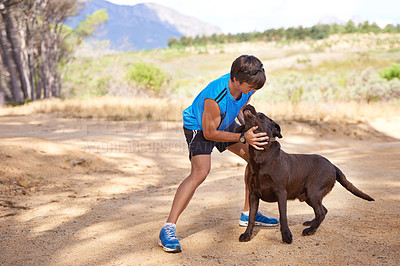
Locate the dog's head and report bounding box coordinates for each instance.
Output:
[236,104,282,140]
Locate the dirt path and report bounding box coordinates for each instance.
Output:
[0,114,399,265]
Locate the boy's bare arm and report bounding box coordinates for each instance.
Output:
[202,99,268,149]
[202,99,241,142]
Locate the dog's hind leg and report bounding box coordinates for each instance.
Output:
[303,205,327,226]
[239,192,259,242]
[302,198,326,236]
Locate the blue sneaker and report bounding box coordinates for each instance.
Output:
[158,225,182,253]
[239,211,279,227]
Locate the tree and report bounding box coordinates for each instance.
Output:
[383,24,400,33]
[0,0,107,103]
[75,9,108,38]
[357,20,379,33]
[0,0,24,102]
[167,37,179,47]
[345,20,357,33]
[369,22,381,34]
[285,27,298,40]
[310,24,330,40]
[296,26,308,40]
[330,23,345,34]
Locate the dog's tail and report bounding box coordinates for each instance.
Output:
[335,166,374,201]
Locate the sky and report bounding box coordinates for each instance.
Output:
[106,0,400,34]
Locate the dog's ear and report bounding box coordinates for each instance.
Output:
[234,125,245,133]
[272,120,283,138]
[244,104,257,115]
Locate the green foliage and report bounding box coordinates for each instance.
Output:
[168,37,180,47]
[330,23,346,34]
[76,9,108,37]
[92,75,111,96]
[59,9,109,93]
[380,63,400,81]
[345,20,357,33]
[260,67,400,104]
[125,62,166,92]
[310,24,331,40]
[383,24,400,33]
[290,86,303,104]
[63,32,400,103]
[168,20,400,48]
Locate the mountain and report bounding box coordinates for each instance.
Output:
[68,0,222,50]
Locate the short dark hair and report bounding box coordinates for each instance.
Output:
[230,55,266,90]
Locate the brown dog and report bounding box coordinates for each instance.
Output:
[237,105,374,244]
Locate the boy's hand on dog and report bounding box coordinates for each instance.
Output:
[245,126,269,150]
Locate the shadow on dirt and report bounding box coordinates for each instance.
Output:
[0,116,399,264]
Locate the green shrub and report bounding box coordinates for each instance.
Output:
[94,75,111,96]
[380,63,400,81]
[125,62,166,92]
[290,86,303,104]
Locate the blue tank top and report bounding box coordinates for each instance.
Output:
[182,73,254,131]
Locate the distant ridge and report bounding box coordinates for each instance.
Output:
[68,0,222,50]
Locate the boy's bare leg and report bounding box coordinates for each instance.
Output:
[166,154,211,224]
[227,143,250,211]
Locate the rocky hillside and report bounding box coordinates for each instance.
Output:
[68,0,221,50]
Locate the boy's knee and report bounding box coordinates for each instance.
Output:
[190,168,210,185]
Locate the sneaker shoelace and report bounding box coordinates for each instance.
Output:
[164,226,178,240]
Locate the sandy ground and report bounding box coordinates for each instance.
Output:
[0,114,400,265]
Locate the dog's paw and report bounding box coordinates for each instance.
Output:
[303,220,313,226]
[282,230,293,244]
[302,227,316,236]
[239,233,251,242]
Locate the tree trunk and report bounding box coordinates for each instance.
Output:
[0,90,5,106]
[25,4,37,101]
[0,70,9,105]
[2,5,29,100]
[53,21,62,97]
[34,66,41,99]
[40,27,49,98]
[18,17,32,99]
[0,27,22,102]
[59,57,73,97]
[0,75,5,105]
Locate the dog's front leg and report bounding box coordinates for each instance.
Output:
[277,190,293,244]
[239,191,259,242]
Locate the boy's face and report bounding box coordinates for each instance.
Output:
[233,78,257,94]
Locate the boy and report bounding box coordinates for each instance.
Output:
[159,55,279,253]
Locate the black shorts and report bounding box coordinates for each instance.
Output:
[183,121,240,160]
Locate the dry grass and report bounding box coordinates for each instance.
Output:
[0,97,190,121]
[1,97,399,125]
[252,100,400,123]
